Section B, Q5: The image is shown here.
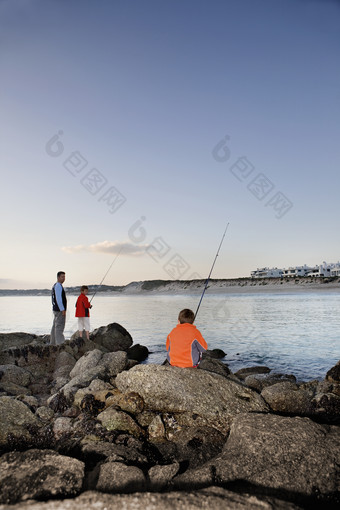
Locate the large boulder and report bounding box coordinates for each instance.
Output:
[0,364,33,388]
[0,396,41,448]
[69,349,104,379]
[0,487,302,509]
[95,462,146,493]
[174,413,340,504]
[261,381,312,415]
[0,449,84,504]
[115,365,268,435]
[90,323,133,352]
[50,351,128,401]
[127,344,149,362]
[0,333,39,351]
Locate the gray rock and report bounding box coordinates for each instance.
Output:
[0,488,302,509]
[35,406,55,423]
[312,391,340,421]
[148,462,180,490]
[70,349,104,379]
[234,366,271,380]
[127,343,149,362]
[326,360,340,383]
[135,409,158,427]
[81,441,125,463]
[97,407,144,439]
[90,322,133,352]
[67,335,109,356]
[198,358,230,378]
[53,351,76,380]
[175,413,340,501]
[148,415,166,442]
[116,365,268,435]
[101,351,129,377]
[0,364,33,387]
[296,379,318,399]
[0,396,40,447]
[0,344,58,379]
[105,391,144,415]
[261,381,312,414]
[95,462,146,493]
[52,377,70,393]
[54,351,128,400]
[0,381,32,396]
[18,395,39,408]
[0,324,133,397]
[0,332,38,351]
[311,366,340,422]
[82,436,148,466]
[219,413,340,497]
[244,373,297,392]
[163,426,226,469]
[0,449,84,504]
[53,417,73,440]
[73,381,116,408]
[88,378,115,392]
[203,348,226,359]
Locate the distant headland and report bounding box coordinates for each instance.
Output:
[0,276,339,296]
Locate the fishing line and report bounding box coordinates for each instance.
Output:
[194,223,229,320]
[90,245,124,303]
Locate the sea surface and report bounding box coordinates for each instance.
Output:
[1,291,339,381]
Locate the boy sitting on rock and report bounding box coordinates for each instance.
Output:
[166,308,207,367]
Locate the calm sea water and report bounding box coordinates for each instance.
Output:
[1,292,339,381]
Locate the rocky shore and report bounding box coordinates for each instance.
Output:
[0,326,339,509]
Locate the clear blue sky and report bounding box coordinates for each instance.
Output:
[1,0,339,288]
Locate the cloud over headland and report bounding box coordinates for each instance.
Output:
[62,241,149,256]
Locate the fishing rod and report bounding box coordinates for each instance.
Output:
[194,223,229,320]
[90,245,124,303]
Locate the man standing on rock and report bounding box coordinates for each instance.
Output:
[50,271,67,345]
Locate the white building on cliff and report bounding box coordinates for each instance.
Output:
[251,261,340,278]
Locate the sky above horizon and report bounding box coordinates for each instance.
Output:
[1,0,340,289]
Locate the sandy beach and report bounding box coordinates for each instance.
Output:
[119,277,340,295]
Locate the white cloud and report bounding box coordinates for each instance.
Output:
[62,241,149,256]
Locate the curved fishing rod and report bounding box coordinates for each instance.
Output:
[90,245,124,303]
[194,223,229,320]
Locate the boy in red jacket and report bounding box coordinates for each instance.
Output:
[75,285,92,340]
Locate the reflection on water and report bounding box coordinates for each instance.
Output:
[0,291,339,381]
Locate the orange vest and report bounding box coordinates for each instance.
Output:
[166,323,207,367]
